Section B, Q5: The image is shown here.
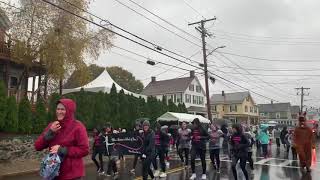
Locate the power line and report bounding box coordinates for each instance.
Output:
[61,0,203,65]
[212,29,318,40]
[41,0,282,102]
[127,0,201,42]
[112,45,194,72]
[42,0,205,71]
[182,0,205,19]
[209,54,294,101]
[218,51,320,63]
[214,36,320,46]
[112,0,202,48]
[207,64,320,72]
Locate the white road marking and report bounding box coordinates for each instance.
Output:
[254,158,273,165]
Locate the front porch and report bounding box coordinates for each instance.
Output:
[223,113,260,125]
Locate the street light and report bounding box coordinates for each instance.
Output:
[206,45,226,57]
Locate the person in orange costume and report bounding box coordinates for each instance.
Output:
[293,112,315,173]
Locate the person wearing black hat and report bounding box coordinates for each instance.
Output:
[293,113,315,173]
[141,120,155,180]
[230,124,250,180]
[189,118,209,180]
[152,122,169,178]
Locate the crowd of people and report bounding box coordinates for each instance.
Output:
[34,98,316,180]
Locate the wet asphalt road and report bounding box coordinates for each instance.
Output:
[2,142,320,180]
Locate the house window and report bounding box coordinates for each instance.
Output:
[212,105,217,111]
[230,104,237,112]
[189,84,194,91]
[223,106,225,111]
[245,106,248,112]
[9,76,18,88]
[193,95,196,104]
[199,97,204,105]
[260,113,265,116]
[276,113,281,119]
[250,107,253,113]
[246,97,249,102]
[254,107,257,113]
[185,94,191,103]
[176,93,182,103]
[196,85,201,93]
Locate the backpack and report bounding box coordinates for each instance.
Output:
[40,153,61,180]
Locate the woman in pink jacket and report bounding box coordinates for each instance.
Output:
[35,99,89,180]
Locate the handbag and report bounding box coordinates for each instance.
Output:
[40,153,61,180]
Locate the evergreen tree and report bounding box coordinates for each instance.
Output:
[181,103,188,113]
[48,93,61,121]
[33,97,48,134]
[109,83,120,127]
[18,97,33,134]
[76,89,95,129]
[6,96,18,132]
[128,94,139,127]
[92,91,109,129]
[0,81,7,130]
[168,100,178,112]
[118,89,130,129]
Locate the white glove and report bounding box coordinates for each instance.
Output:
[142,154,146,158]
[139,130,144,134]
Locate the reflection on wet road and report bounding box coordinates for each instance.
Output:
[2,143,320,180]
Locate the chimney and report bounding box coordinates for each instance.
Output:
[271,100,273,104]
[190,70,195,78]
[151,76,156,82]
[222,91,225,96]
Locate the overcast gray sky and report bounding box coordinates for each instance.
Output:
[87,0,320,107]
[6,0,320,107]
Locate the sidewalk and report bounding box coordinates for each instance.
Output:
[0,156,93,178]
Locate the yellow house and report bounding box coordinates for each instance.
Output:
[210,91,259,125]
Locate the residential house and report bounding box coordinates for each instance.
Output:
[141,71,207,116]
[291,105,300,119]
[0,9,46,102]
[210,91,259,125]
[259,102,299,126]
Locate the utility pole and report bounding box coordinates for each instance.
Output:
[189,17,216,121]
[295,87,310,113]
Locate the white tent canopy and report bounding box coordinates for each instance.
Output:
[157,112,210,124]
[62,69,147,99]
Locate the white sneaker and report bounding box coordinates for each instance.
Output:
[154,170,160,177]
[130,169,135,174]
[201,174,207,179]
[159,172,167,178]
[190,173,196,180]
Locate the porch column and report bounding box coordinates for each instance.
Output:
[37,75,42,100]
[31,76,36,104]
[4,61,9,96]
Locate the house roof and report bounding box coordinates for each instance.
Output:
[141,77,194,96]
[290,106,300,114]
[187,106,207,113]
[258,103,291,113]
[210,91,251,105]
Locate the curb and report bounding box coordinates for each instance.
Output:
[0,161,94,178]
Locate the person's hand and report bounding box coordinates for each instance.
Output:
[139,130,144,134]
[50,121,61,132]
[50,145,61,154]
[142,154,146,158]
